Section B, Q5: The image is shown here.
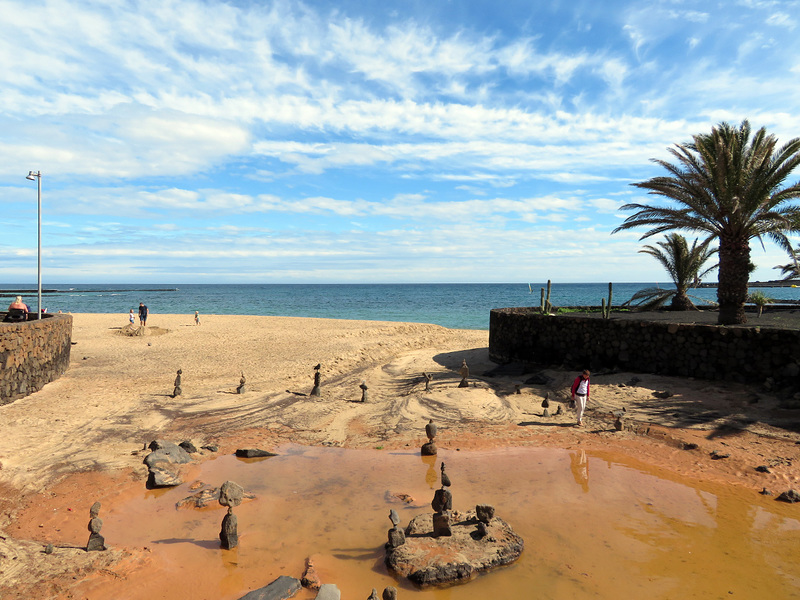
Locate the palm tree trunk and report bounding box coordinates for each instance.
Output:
[717,235,750,325]
[670,290,696,311]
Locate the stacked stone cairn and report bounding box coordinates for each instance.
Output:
[421,419,437,456]
[431,462,453,537]
[360,381,368,403]
[219,480,244,550]
[86,501,105,551]
[310,364,321,397]
[172,368,182,397]
[474,503,495,539]
[423,372,433,391]
[386,509,406,550]
[236,372,246,394]
[458,360,469,388]
[384,461,524,586]
[541,392,550,417]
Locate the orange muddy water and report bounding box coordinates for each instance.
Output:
[18,445,800,599]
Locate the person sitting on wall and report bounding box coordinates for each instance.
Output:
[4,296,30,323]
[8,296,29,314]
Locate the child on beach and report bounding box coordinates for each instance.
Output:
[129,309,135,325]
[195,311,200,325]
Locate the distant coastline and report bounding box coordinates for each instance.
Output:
[696,279,800,288]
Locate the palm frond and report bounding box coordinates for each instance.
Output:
[622,287,717,311]
[622,287,675,310]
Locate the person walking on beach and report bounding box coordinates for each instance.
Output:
[571,369,590,426]
[129,309,135,326]
[194,311,200,325]
[138,302,148,326]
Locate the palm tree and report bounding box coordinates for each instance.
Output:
[626,233,717,311]
[613,120,800,324]
[747,291,772,317]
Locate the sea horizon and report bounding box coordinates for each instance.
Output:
[4,282,800,330]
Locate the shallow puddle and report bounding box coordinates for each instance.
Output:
[25,445,800,599]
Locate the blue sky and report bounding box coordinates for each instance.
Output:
[2,0,800,284]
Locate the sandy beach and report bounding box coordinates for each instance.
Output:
[1,313,799,598]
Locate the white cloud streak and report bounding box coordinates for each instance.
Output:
[1,0,799,283]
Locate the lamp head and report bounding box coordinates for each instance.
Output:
[26,171,37,180]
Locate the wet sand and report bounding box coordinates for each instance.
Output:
[1,313,799,598]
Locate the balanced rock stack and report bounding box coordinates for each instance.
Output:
[86,501,105,551]
[310,364,321,397]
[173,369,182,397]
[423,372,433,391]
[421,419,437,456]
[219,480,244,550]
[431,462,453,537]
[384,457,524,586]
[474,503,495,539]
[458,360,469,388]
[386,509,405,549]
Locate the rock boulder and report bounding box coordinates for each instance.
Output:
[237,576,301,600]
[386,509,523,587]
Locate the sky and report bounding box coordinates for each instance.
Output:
[2,0,800,284]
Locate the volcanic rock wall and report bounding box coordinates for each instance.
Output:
[489,308,800,383]
[0,313,72,404]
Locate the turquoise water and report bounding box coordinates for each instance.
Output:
[3,283,800,330]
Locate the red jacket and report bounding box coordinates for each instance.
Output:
[571,375,590,397]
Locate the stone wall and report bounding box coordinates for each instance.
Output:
[0,313,72,405]
[489,308,800,383]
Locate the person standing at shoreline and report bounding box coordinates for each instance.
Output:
[138,302,148,326]
[571,370,590,426]
[194,311,200,325]
[129,309,135,326]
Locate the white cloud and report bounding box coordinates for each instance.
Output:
[590,198,623,212]
[598,58,629,90]
[765,12,796,29]
[673,10,710,24]
[2,0,800,284]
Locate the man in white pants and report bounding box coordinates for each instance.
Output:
[571,370,591,426]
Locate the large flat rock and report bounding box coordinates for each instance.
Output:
[237,575,301,600]
[385,509,524,587]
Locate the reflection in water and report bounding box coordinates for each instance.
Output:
[220,547,243,592]
[569,450,589,493]
[50,445,800,600]
[421,454,438,489]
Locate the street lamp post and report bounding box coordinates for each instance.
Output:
[25,171,42,319]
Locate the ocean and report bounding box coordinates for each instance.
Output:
[3,283,800,330]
